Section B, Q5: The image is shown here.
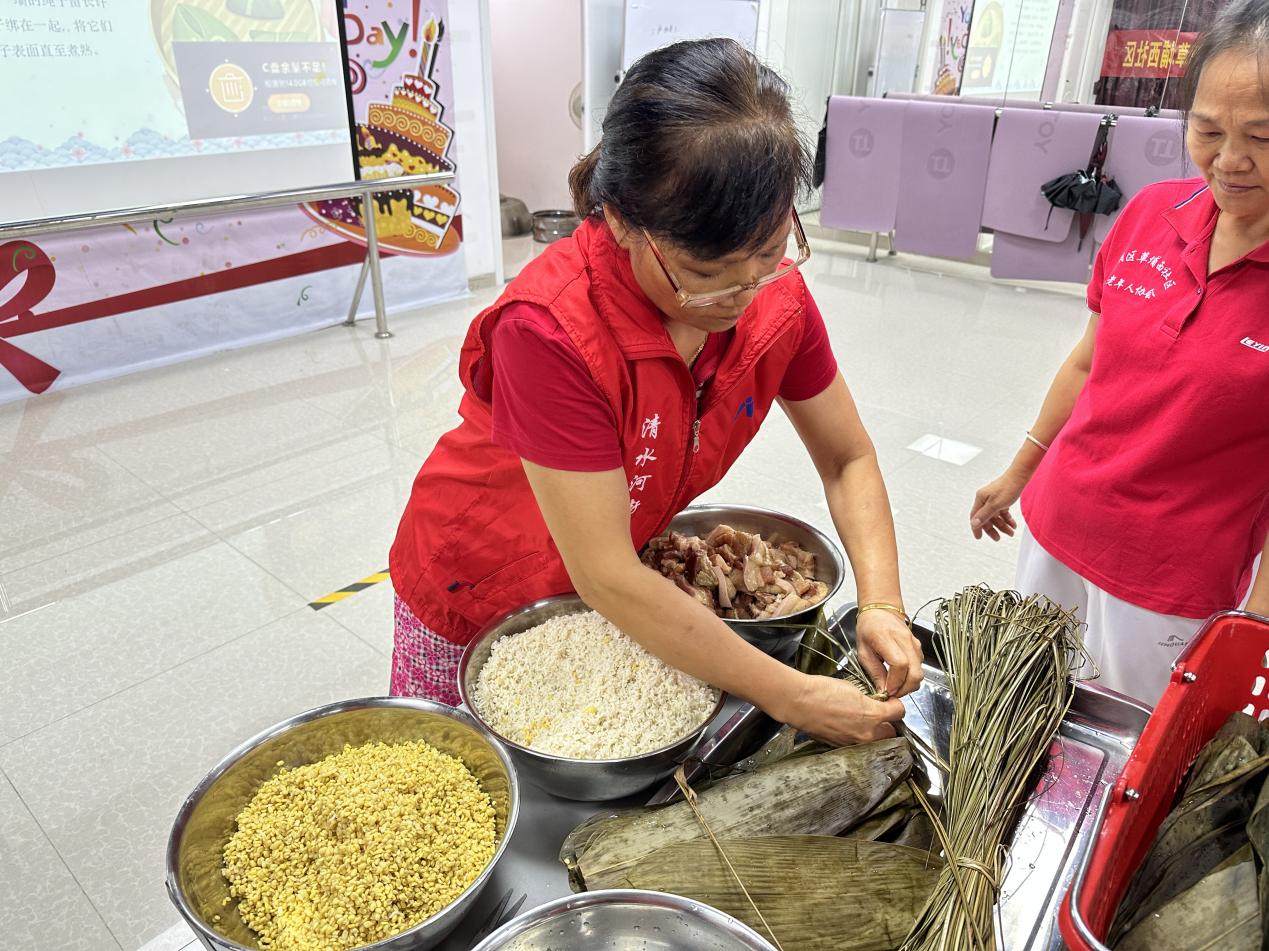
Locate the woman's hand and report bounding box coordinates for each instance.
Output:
[776,674,907,745]
[969,314,1099,543]
[855,608,924,697]
[970,469,1028,541]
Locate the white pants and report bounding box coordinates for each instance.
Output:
[1014,529,1205,708]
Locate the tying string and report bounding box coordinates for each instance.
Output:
[905,780,994,951]
[952,855,1002,889]
[673,765,785,951]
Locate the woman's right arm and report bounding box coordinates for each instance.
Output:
[522,460,907,745]
[970,313,1099,541]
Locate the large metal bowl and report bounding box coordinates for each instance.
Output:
[469,889,777,951]
[166,697,519,951]
[656,504,846,654]
[458,594,726,801]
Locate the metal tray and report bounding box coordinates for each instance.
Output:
[647,604,1152,951]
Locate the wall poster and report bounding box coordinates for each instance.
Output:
[0,0,467,404]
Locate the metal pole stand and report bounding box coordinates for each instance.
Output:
[344,255,370,327]
[888,230,897,256]
[866,232,880,263]
[345,189,393,338]
[362,188,392,339]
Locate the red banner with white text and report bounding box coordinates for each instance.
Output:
[1100,30,1199,80]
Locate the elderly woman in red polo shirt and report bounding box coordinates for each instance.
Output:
[388,39,924,744]
[971,0,1269,705]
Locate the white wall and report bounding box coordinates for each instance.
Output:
[449,0,501,282]
[776,0,841,140]
[1056,0,1115,103]
[489,0,584,214]
[582,0,624,151]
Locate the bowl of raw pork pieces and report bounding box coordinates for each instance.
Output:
[641,504,845,656]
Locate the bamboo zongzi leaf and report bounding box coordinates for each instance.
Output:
[893,803,939,853]
[792,608,834,677]
[1186,714,1263,795]
[621,835,942,951]
[1245,774,1269,946]
[1117,856,1261,951]
[562,738,913,891]
[842,780,917,842]
[1112,753,1269,941]
[1189,734,1260,793]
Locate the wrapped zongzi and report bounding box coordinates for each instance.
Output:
[561,738,913,891]
[618,835,942,951]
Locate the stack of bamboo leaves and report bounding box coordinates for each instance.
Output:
[1108,712,1269,950]
[900,586,1087,951]
[559,735,941,951]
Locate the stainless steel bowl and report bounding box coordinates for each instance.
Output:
[166,697,519,951]
[658,504,846,654]
[532,209,581,243]
[469,889,778,951]
[458,595,726,801]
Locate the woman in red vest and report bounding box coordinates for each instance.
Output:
[970,0,1269,704]
[390,38,922,745]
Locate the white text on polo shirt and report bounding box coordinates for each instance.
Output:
[1119,249,1175,283]
[1104,249,1178,300]
[1241,337,1269,353]
[1104,273,1159,299]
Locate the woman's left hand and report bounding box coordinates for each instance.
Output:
[855,608,924,698]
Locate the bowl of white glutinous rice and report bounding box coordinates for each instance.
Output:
[458,595,724,801]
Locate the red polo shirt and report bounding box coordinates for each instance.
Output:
[1022,178,1269,618]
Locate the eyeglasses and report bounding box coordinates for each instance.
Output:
[642,210,811,309]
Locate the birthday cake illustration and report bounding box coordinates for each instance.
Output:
[308,17,460,254]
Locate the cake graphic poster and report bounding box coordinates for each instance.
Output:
[932,0,976,95]
[303,2,461,257]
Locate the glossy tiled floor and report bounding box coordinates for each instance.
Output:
[0,232,1087,950]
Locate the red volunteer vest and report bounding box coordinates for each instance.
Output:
[389,218,809,645]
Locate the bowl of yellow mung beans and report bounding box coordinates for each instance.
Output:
[165,697,519,951]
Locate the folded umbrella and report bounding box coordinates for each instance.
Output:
[1041,170,1123,215]
[1040,115,1124,249]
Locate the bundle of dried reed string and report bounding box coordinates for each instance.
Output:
[900,585,1090,951]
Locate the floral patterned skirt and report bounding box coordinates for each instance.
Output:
[389,594,464,706]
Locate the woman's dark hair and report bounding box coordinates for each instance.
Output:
[1178,0,1269,111]
[568,38,812,260]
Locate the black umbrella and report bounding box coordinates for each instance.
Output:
[812,96,829,189]
[1041,115,1124,249]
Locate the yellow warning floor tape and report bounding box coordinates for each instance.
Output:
[308,569,390,610]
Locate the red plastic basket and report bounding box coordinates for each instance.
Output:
[1059,610,1269,950]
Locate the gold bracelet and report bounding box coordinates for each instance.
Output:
[858,602,911,626]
